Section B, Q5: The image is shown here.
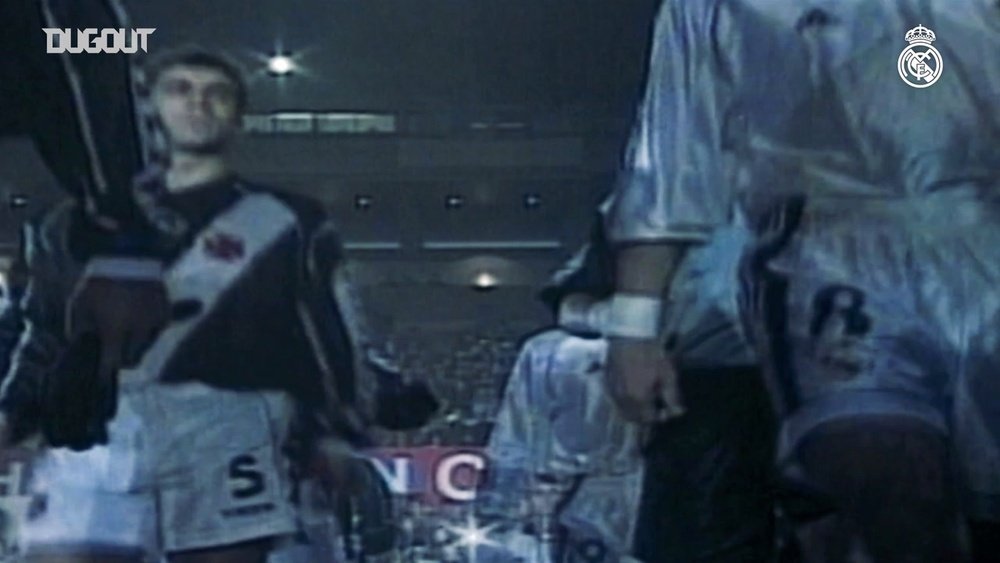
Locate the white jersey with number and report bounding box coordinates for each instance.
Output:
[604,0,1000,520]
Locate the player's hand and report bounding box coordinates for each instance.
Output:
[374,379,440,430]
[42,332,114,450]
[606,337,684,423]
[66,257,171,378]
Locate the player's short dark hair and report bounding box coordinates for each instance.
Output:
[144,46,248,114]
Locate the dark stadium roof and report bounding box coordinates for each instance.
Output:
[1,1,661,273]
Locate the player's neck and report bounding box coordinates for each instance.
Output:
[165,152,231,193]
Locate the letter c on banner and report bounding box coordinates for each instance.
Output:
[436,452,485,502]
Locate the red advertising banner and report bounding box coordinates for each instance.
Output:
[369,447,486,504]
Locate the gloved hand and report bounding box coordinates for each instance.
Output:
[374,377,440,431]
[42,332,110,450]
[66,256,170,376]
[44,256,170,450]
[364,350,440,431]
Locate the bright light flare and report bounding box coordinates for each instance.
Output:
[443,514,501,563]
[267,54,296,75]
[473,272,498,290]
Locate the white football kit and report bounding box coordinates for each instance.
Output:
[605,0,1000,519]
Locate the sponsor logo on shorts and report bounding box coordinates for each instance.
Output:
[228,454,266,500]
[221,502,276,519]
[898,25,942,88]
[223,455,274,519]
[810,285,875,379]
[43,28,155,54]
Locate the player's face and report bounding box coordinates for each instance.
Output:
[153,66,241,154]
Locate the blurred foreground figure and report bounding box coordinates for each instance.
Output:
[479,215,773,562]
[0,240,29,383]
[479,326,644,563]
[0,46,433,563]
[0,0,149,440]
[604,1,1000,561]
[477,222,645,562]
[0,0,149,412]
[0,0,148,219]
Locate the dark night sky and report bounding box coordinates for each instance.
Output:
[125,0,661,114]
[1,1,664,260]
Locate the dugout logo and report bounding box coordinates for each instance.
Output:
[44,28,155,54]
[898,25,942,88]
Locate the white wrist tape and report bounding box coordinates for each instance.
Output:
[604,294,664,339]
[559,294,613,334]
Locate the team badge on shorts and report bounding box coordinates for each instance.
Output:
[898,25,942,88]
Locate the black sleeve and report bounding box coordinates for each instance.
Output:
[331,263,439,431]
[0,212,73,443]
[292,201,371,447]
[0,224,30,381]
[0,301,23,384]
[282,191,436,442]
[304,218,359,406]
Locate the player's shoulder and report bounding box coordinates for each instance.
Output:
[656,0,780,29]
[31,197,80,245]
[237,181,329,229]
[16,197,104,269]
[237,182,345,263]
[673,0,887,34]
[652,0,806,52]
[729,0,976,35]
[653,0,722,38]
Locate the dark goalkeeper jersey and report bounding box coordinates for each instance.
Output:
[0,170,364,446]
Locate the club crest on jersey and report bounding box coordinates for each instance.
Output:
[203,232,245,262]
[898,25,942,88]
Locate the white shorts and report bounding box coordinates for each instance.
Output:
[483,330,644,561]
[743,200,1000,519]
[20,381,299,557]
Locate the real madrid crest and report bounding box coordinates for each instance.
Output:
[898,25,942,88]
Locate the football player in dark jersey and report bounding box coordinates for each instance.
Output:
[0,46,437,563]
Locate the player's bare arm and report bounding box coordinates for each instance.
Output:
[607,242,688,423]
